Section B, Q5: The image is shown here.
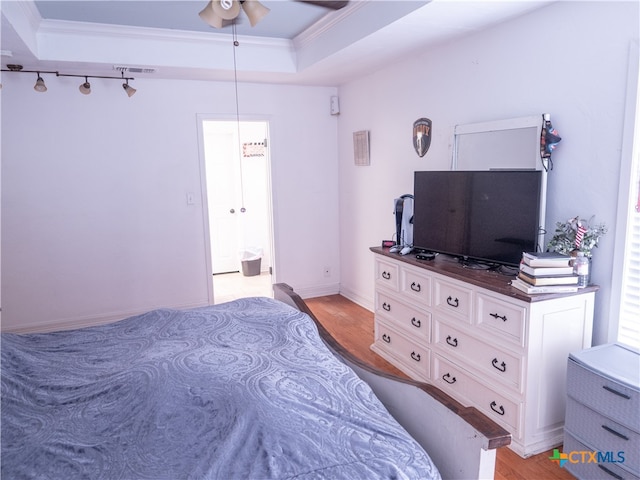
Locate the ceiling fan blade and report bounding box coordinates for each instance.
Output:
[297,1,349,10]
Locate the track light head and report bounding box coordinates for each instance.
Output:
[79,77,91,95]
[122,81,136,97]
[34,73,47,92]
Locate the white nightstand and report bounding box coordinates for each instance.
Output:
[564,343,640,479]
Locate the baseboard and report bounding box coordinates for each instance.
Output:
[294,282,340,299]
[338,285,373,312]
[2,301,211,334]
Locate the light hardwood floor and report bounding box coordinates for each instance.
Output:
[304,294,576,480]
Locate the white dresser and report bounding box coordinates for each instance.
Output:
[564,343,640,480]
[370,247,597,457]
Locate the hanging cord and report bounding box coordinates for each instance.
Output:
[232,23,246,213]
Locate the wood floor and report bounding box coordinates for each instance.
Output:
[305,294,576,480]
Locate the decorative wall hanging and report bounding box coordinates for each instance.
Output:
[242,141,266,157]
[413,118,432,157]
[353,130,370,166]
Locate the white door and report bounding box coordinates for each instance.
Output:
[203,122,242,274]
[201,119,273,277]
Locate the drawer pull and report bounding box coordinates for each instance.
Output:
[410,351,421,362]
[442,373,456,384]
[382,302,391,312]
[446,296,459,308]
[382,334,391,343]
[489,312,507,322]
[411,317,422,328]
[603,385,631,399]
[411,282,421,292]
[490,401,505,416]
[382,271,391,280]
[491,358,507,372]
[445,336,458,347]
[602,425,629,441]
[597,465,624,480]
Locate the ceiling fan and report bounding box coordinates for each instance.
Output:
[199,0,349,29]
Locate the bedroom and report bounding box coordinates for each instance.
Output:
[1,0,637,342]
[1,0,639,478]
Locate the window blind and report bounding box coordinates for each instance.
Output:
[615,42,639,350]
[617,186,640,349]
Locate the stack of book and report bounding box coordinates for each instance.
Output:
[511,252,579,294]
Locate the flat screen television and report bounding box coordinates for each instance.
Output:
[413,170,543,267]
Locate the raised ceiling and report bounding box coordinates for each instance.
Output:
[1,1,555,86]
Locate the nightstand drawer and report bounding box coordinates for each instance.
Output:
[564,431,640,480]
[374,321,430,379]
[565,398,639,475]
[567,358,640,431]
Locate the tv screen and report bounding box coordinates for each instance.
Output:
[413,170,543,267]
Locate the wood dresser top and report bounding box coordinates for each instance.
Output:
[370,246,599,303]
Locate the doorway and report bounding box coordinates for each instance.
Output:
[199,118,274,303]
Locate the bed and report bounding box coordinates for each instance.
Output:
[1,283,510,479]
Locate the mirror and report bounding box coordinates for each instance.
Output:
[452,115,545,171]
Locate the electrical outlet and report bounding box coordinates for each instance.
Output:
[323,266,331,277]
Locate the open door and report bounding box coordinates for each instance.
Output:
[199,118,274,301]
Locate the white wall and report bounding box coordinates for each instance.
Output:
[336,1,639,345]
[1,76,340,331]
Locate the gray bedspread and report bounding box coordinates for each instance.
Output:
[2,297,440,479]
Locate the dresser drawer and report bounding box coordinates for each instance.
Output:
[433,278,472,323]
[400,266,432,307]
[433,320,523,392]
[476,292,526,347]
[565,398,639,475]
[373,320,430,379]
[564,431,640,480]
[567,358,640,432]
[432,354,522,434]
[375,292,431,342]
[375,258,399,291]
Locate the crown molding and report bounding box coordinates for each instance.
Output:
[293,0,367,50]
[37,18,292,49]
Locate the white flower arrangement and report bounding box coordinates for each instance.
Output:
[547,216,607,258]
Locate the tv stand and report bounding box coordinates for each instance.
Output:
[370,246,597,457]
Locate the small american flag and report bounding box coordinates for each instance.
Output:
[575,224,587,248]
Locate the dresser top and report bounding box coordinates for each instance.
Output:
[371,246,599,303]
[569,343,640,390]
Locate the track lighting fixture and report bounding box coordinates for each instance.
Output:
[0,65,137,97]
[122,75,137,97]
[79,76,91,95]
[199,0,270,28]
[34,73,47,92]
